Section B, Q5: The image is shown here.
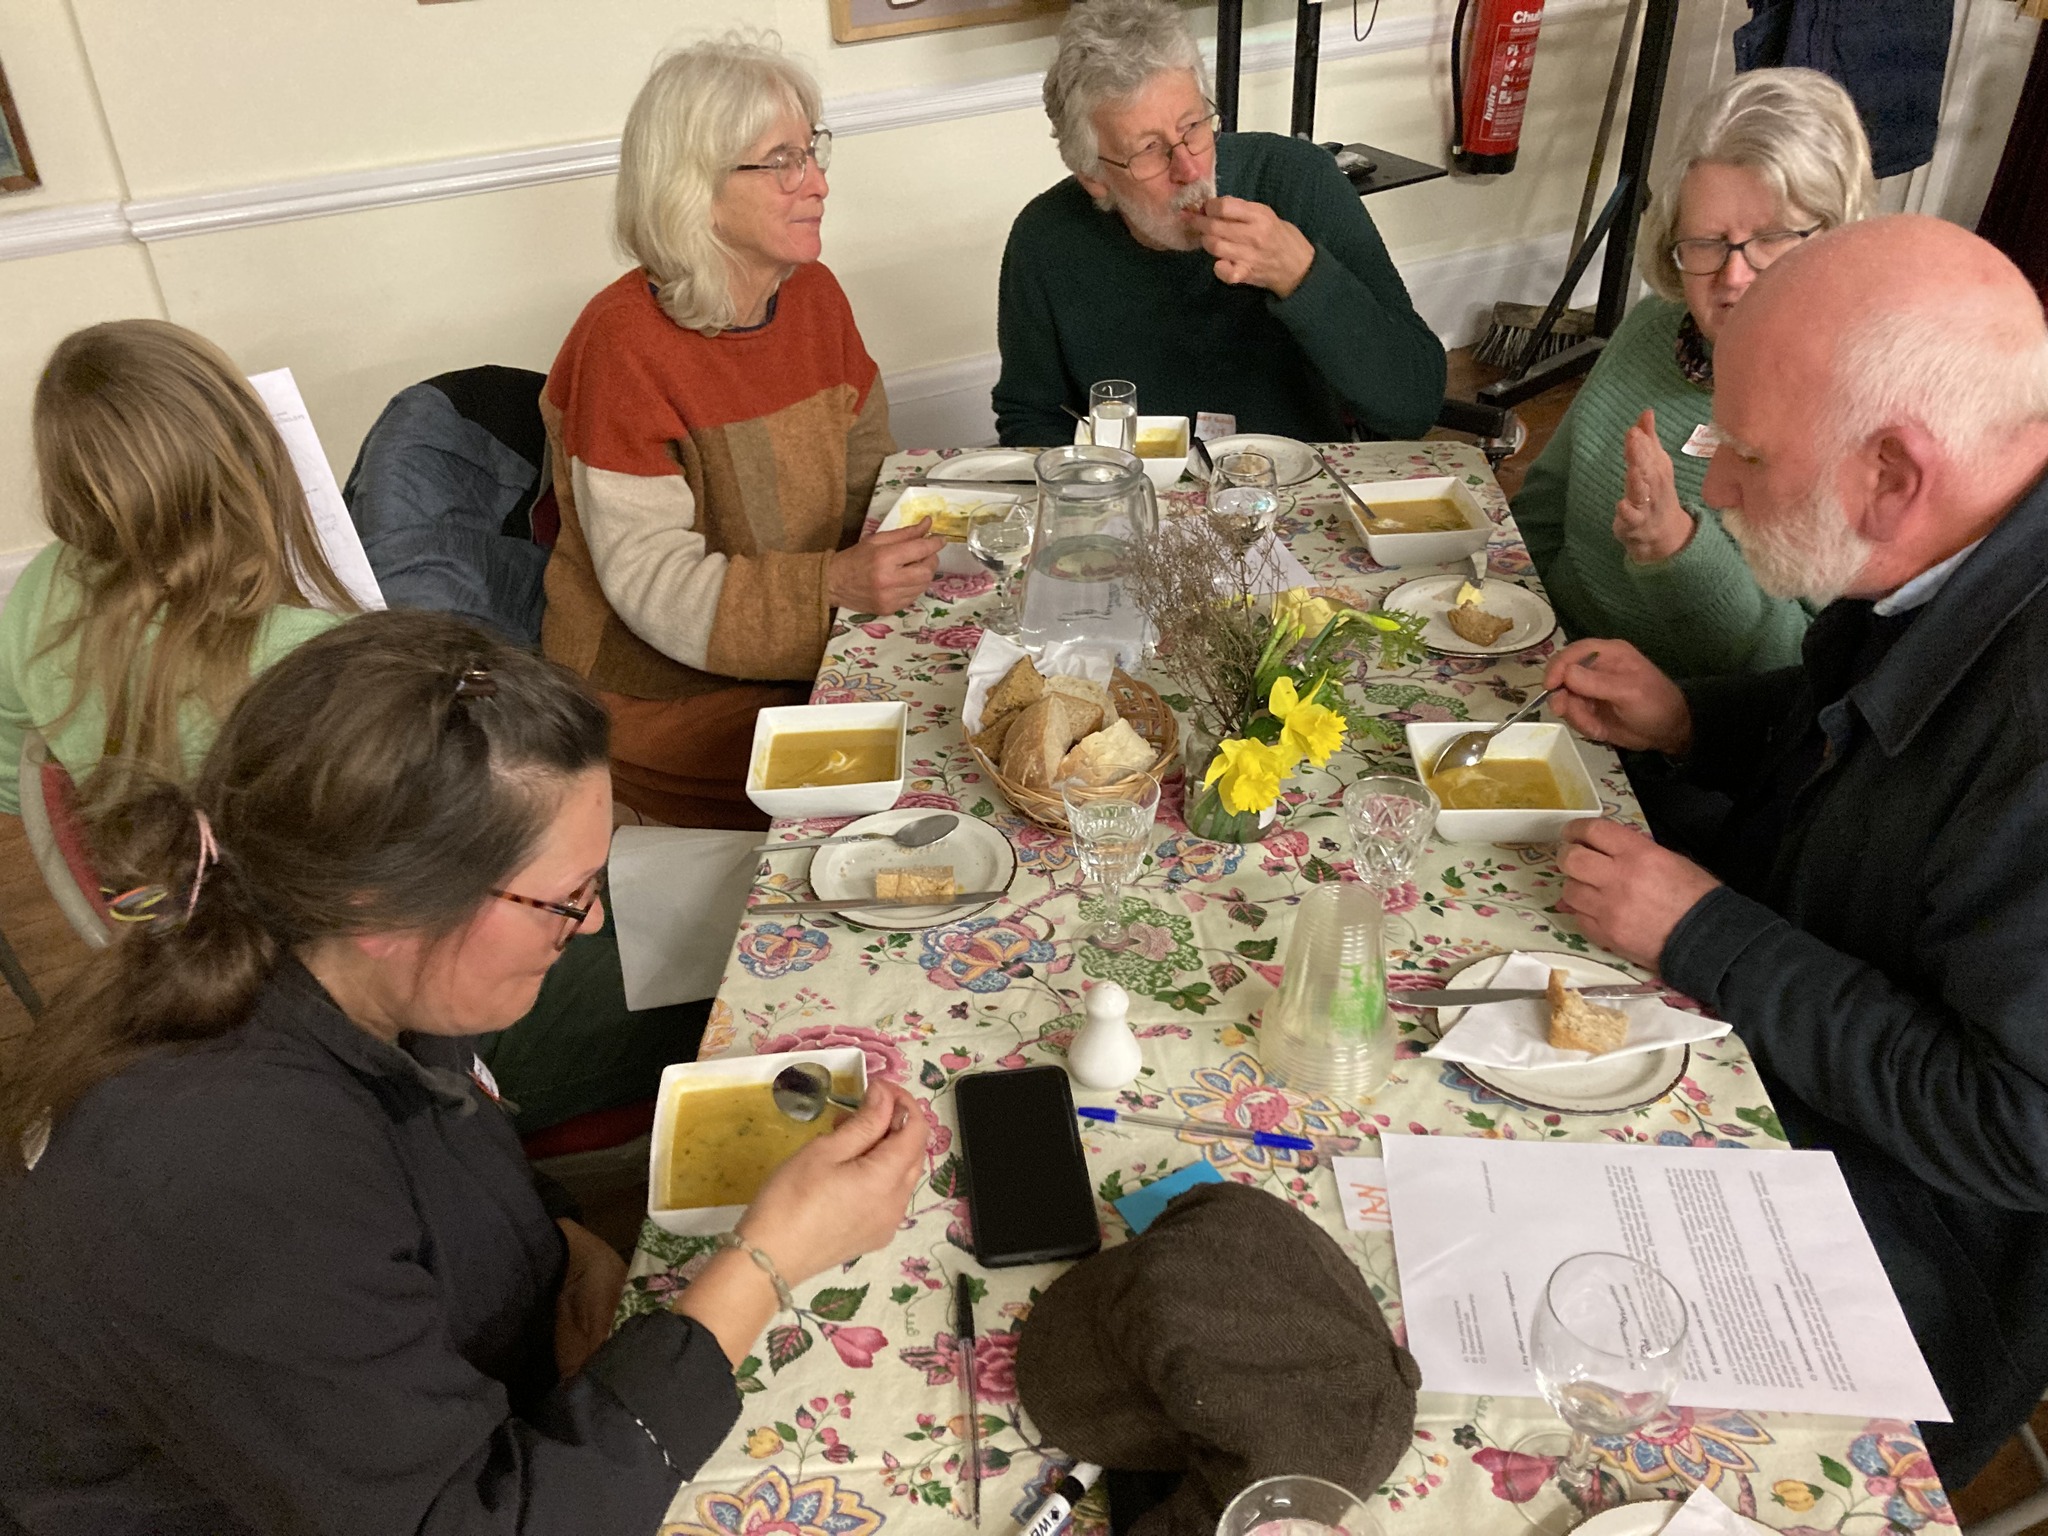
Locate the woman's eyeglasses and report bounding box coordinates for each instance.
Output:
[492,874,602,950]
[733,128,834,193]
[1098,111,1220,183]
[1671,226,1820,276]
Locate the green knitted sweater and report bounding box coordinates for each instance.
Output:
[1511,297,1811,679]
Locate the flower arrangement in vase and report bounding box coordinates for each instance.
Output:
[1129,518,1426,843]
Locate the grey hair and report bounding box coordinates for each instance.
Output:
[1043,0,1211,178]
[614,34,824,335]
[1827,301,2048,479]
[1640,67,1876,303]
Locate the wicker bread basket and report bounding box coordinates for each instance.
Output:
[969,669,1181,831]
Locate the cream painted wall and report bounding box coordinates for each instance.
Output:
[0,0,2019,567]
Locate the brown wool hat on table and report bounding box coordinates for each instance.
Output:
[1015,1181,1422,1536]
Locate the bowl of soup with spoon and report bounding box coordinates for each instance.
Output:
[1403,721,1602,843]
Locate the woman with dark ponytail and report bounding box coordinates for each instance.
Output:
[0,609,927,1535]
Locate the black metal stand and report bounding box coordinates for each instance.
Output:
[1476,0,1681,409]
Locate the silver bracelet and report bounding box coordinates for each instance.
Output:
[718,1231,796,1311]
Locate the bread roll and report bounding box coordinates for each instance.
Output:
[1043,674,1114,734]
[1055,718,1155,787]
[999,695,1098,789]
[1545,969,1630,1054]
[982,658,1045,726]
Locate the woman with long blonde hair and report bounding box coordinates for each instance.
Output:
[0,318,355,812]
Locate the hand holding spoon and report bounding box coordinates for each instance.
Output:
[771,1063,865,1123]
[1428,657,1598,777]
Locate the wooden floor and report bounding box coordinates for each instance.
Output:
[2,346,2043,1527]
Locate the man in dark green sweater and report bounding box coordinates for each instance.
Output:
[993,0,1445,450]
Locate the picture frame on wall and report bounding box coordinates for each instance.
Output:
[0,53,40,195]
[830,0,1067,45]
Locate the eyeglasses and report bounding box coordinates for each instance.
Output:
[492,873,602,951]
[732,127,833,193]
[1098,110,1220,183]
[1671,226,1821,276]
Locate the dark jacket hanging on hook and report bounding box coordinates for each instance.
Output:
[1734,0,1955,179]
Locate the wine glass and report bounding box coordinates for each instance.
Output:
[1089,379,1137,452]
[1529,1252,1689,1514]
[1060,773,1160,950]
[1209,449,1282,551]
[1216,1474,1384,1536]
[967,499,1034,637]
[1341,776,1439,896]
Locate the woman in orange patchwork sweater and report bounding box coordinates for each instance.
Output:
[543,37,941,828]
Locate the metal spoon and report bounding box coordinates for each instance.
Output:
[753,812,957,855]
[1429,687,1565,777]
[771,1062,865,1123]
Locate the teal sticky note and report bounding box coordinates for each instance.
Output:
[1113,1160,1226,1235]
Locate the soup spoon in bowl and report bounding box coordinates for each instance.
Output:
[1429,687,1561,777]
[771,1063,865,1123]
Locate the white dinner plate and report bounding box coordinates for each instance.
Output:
[1436,950,1687,1114]
[1383,573,1559,656]
[1575,1499,1774,1536]
[879,484,1023,541]
[1205,433,1320,487]
[808,808,1017,931]
[916,448,1038,483]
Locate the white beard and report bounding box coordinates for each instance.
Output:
[1722,474,1877,605]
[1111,176,1215,252]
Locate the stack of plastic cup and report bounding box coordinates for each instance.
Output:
[1260,882,1391,1098]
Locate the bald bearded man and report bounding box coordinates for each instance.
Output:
[1540,215,2048,1484]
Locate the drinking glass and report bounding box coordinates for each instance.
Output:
[1530,1252,1689,1510]
[1061,773,1160,950]
[966,499,1034,636]
[1209,449,1282,550]
[1341,776,1439,895]
[1089,379,1137,452]
[1216,1474,1384,1536]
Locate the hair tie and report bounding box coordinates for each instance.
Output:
[186,810,219,921]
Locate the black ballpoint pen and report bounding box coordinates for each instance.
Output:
[956,1274,981,1525]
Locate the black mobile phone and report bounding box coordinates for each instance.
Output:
[954,1066,1101,1268]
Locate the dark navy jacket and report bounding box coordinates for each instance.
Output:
[0,960,737,1534]
[1663,471,2048,1482]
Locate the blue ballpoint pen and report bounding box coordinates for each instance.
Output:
[1075,1105,1315,1151]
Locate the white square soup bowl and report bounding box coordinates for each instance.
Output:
[1346,475,1492,567]
[647,1048,869,1235]
[745,701,908,821]
[1075,414,1190,491]
[1404,722,1603,844]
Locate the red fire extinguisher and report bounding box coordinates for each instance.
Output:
[1451,0,1548,175]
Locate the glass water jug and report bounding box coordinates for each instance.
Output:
[1018,445,1159,666]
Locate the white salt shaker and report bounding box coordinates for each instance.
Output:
[1068,981,1142,1089]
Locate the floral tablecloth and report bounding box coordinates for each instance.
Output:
[623,442,1950,1536]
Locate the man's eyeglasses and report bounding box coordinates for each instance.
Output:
[733,128,834,193]
[493,874,602,951]
[1098,111,1220,183]
[1671,226,1820,277]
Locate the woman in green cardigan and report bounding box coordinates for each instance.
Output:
[1512,69,1875,679]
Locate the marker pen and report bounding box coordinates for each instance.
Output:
[1021,1462,1103,1536]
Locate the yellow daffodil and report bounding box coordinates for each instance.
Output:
[744,1426,784,1458]
[1267,675,1347,768]
[1202,737,1288,815]
[1273,587,1341,638]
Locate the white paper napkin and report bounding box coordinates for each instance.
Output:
[608,826,760,1011]
[1425,952,1730,1072]
[1661,1484,1756,1536]
[961,631,1118,734]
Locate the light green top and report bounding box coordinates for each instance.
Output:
[1511,296,1812,679]
[0,541,345,815]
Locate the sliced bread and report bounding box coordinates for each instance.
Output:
[1055,718,1156,787]
[1545,968,1630,1054]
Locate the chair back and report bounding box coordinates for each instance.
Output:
[18,730,112,949]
